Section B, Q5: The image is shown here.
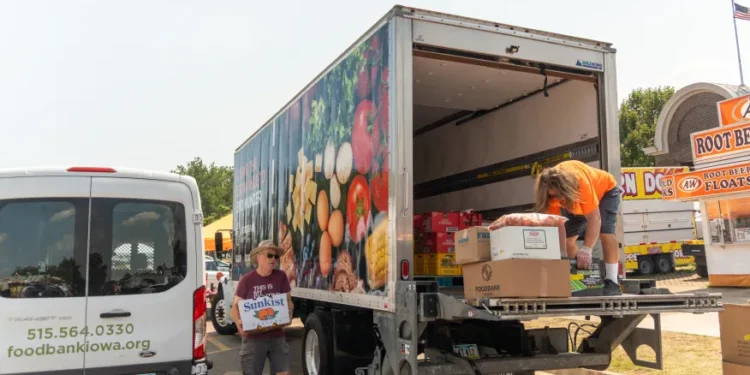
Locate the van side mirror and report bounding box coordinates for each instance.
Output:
[214,232,224,254]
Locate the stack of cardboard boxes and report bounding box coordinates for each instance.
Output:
[413,211,482,276]
[454,215,605,299]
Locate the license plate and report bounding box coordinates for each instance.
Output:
[452,344,480,360]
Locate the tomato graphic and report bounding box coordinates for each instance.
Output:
[371,170,388,213]
[352,100,377,174]
[347,175,371,243]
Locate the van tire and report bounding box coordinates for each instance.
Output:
[302,311,333,375]
[211,293,238,335]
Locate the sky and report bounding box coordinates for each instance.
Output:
[1,0,748,171]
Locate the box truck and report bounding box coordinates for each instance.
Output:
[210,6,721,374]
[620,167,702,275]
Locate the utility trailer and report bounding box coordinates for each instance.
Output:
[211,6,723,374]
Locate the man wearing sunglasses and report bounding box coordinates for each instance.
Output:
[230,239,294,375]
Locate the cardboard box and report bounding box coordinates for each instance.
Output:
[414,254,426,275]
[723,361,750,374]
[489,226,562,261]
[719,304,750,367]
[457,211,482,230]
[423,212,459,233]
[435,253,461,276]
[570,259,605,296]
[425,253,437,275]
[239,294,291,333]
[424,232,455,253]
[462,259,571,299]
[455,227,491,265]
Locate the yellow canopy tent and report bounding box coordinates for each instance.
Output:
[203,213,233,252]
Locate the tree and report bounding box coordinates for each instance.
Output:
[172,157,233,225]
[619,86,675,167]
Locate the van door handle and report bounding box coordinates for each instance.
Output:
[100,310,131,319]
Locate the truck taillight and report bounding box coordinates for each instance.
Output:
[193,285,207,359]
[401,260,409,280]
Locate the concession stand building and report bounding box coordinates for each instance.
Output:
[660,91,750,287]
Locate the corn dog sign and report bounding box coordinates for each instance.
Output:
[717,93,750,127]
[691,121,750,162]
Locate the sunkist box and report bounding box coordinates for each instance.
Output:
[719,303,750,374]
[569,259,605,296]
[490,226,562,261]
[462,259,571,299]
[455,227,491,265]
[239,294,291,333]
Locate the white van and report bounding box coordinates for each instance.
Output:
[0,167,211,375]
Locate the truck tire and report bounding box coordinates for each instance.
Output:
[696,265,709,278]
[638,256,655,275]
[655,255,673,274]
[211,292,238,335]
[302,311,334,375]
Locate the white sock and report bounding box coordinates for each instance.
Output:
[605,263,619,283]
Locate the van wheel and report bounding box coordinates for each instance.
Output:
[302,311,333,375]
[638,256,655,275]
[211,293,237,335]
[655,255,673,274]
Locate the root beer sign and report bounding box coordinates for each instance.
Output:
[691,121,750,162]
[662,161,750,200]
[718,93,750,127]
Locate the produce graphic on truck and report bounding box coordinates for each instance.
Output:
[209,6,722,375]
[620,167,702,275]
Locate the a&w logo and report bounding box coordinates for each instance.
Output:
[678,177,703,193]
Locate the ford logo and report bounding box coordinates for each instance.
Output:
[139,350,157,358]
[678,177,703,192]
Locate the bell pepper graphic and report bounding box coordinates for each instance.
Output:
[254,307,279,321]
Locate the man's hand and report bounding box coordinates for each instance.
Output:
[576,246,593,270]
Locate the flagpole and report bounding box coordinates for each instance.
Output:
[733,0,745,85]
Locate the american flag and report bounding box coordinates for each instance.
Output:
[735,3,750,21]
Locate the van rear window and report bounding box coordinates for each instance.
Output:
[0,198,188,299]
[0,199,89,298]
[88,199,187,296]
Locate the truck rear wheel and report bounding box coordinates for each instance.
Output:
[638,256,655,275]
[655,255,673,274]
[211,292,238,335]
[302,311,333,375]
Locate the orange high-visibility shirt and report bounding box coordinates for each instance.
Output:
[546,161,617,216]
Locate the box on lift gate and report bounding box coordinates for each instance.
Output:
[490,226,562,261]
[462,259,571,299]
[569,258,605,296]
[455,227,491,265]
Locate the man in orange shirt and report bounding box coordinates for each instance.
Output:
[534,160,622,296]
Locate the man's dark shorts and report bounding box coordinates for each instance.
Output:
[240,336,290,375]
[561,187,621,239]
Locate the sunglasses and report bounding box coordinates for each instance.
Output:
[265,253,280,260]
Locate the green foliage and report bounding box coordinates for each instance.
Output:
[619,86,675,167]
[172,157,233,225]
